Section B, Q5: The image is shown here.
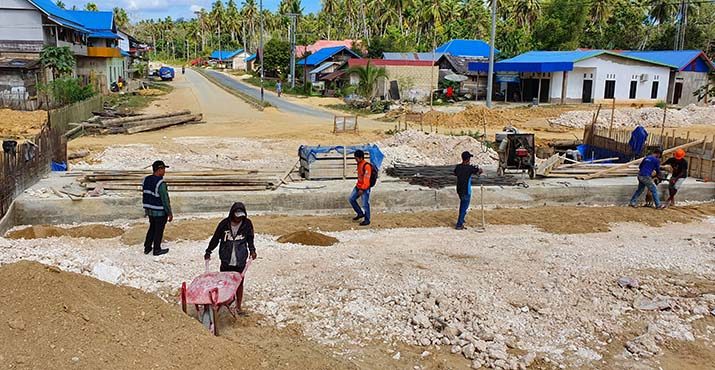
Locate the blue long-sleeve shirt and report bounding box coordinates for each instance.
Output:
[638,155,661,177]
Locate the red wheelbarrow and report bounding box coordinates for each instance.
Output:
[180,259,250,335]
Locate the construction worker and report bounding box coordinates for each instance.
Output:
[142,161,172,255]
[204,202,256,314]
[349,149,372,226]
[629,148,666,209]
[454,151,483,230]
[664,148,688,206]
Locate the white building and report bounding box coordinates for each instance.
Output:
[469,50,674,104]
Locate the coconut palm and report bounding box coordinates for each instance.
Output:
[511,0,541,30]
[348,61,389,99]
[113,7,129,29]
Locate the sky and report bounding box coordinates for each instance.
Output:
[62,0,322,21]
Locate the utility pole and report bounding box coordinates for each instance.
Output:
[218,23,222,64]
[486,0,497,108]
[288,13,298,89]
[259,0,264,103]
[359,0,369,45]
[194,11,205,52]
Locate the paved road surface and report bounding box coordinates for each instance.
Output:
[202,69,335,120]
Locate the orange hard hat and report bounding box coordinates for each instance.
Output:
[674,148,686,160]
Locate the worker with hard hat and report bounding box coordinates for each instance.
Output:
[663,148,688,206]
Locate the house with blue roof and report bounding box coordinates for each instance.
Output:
[619,50,714,105]
[209,49,252,70]
[468,50,676,104]
[435,39,495,58]
[69,10,127,91]
[296,46,361,82]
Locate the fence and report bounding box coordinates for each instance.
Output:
[48,94,102,133]
[1,123,66,220]
[0,91,40,111]
[584,124,714,179]
[333,115,359,133]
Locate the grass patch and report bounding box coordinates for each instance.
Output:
[104,81,174,112]
[325,104,372,116]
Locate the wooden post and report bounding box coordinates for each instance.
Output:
[698,136,708,179]
[609,98,615,136]
[333,115,337,133]
[709,137,715,180]
[659,105,667,146]
[560,71,567,105]
[342,146,347,180]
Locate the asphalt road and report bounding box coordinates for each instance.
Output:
[202,69,335,120]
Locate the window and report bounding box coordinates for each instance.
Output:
[651,81,659,99]
[604,80,616,99]
[629,81,637,99]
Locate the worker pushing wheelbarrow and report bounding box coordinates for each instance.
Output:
[180,202,257,335]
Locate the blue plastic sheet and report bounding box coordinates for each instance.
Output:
[629,126,648,155]
[299,144,384,169]
[577,144,630,163]
[51,161,67,171]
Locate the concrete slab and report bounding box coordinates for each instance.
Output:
[10,173,715,227]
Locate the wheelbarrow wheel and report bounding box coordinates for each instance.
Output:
[497,166,505,177]
[528,167,535,179]
[200,304,217,335]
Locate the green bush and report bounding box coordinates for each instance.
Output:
[41,78,96,106]
[655,100,667,109]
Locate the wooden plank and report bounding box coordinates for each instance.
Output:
[580,139,705,180]
[101,110,192,127]
[126,114,202,134]
[536,154,563,177]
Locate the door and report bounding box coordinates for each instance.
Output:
[604,80,616,99]
[673,82,683,104]
[582,80,593,103]
[522,79,539,102]
[539,79,550,103]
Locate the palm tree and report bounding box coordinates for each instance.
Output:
[242,0,258,50]
[648,0,677,24]
[56,1,66,9]
[511,0,541,30]
[113,7,130,29]
[348,61,389,99]
[321,0,337,39]
[84,2,98,11]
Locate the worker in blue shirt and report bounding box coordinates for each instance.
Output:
[629,148,666,209]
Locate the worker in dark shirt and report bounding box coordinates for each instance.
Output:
[629,148,666,209]
[142,161,173,255]
[454,151,483,230]
[663,148,688,206]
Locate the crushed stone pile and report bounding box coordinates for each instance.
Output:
[277,230,339,246]
[379,130,498,167]
[0,261,249,370]
[549,104,715,128]
[72,137,294,172]
[6,225,124,240]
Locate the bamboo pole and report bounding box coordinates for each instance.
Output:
[579,139,705,180]
[659,105,667,146]
[609,98,615,136]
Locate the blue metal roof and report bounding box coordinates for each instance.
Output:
[29,0,90,33]
[210,49,244,59]
[246,53,257,62]
[621,50,714,72]
[297,46,360,66]
[89,31,121,39]
[468,50,677,73]
[435,39,496,57]
[70,10,114,31]
[121,50,130,57]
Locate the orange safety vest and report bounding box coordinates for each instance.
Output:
[356,160,371,190]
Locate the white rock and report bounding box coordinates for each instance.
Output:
[392,352,401,360]
[463,343,476,360]
[91,262,122,284]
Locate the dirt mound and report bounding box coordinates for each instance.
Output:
[6,225,123,240]
[379,130,498,167]
[0,261,248,369]
[420,105,588,129]
[136,88,167,96]
[277,230,339,246]
[0,108,48,138]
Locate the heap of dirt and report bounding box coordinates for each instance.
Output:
[420,105,590,129]
[0,261,246,369]
[0,108,48,138]
[136,88,167,96]
[120,203,715,245]
[6,225,123,240]
[277,230,339,246]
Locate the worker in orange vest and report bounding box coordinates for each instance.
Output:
[349,150,373,226]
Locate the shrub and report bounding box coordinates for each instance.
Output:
[40,78,96,106]
[655,100,667,109]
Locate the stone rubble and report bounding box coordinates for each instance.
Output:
[548,104,715,128]
[379,130,498,167]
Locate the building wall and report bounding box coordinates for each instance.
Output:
[231,52,249,70]
[380,64,438,101]
[670,71,709,106]
[0,0,43,42]
[574,55,670,103]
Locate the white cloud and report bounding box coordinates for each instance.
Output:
[190,5,204,13]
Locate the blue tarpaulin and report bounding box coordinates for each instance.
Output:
[577,144,629,163]
[51,161,67,171]
[299,144,384,169]
[629,126,648,155]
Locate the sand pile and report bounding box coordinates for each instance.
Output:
[549,104,715,128]
[0,108,48,138]
[0,261,251,370]
[419,105,586,129]
[6,225,124,240]
[136,88,166,96]
[379,130,498,167]
[277,230,339,246]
